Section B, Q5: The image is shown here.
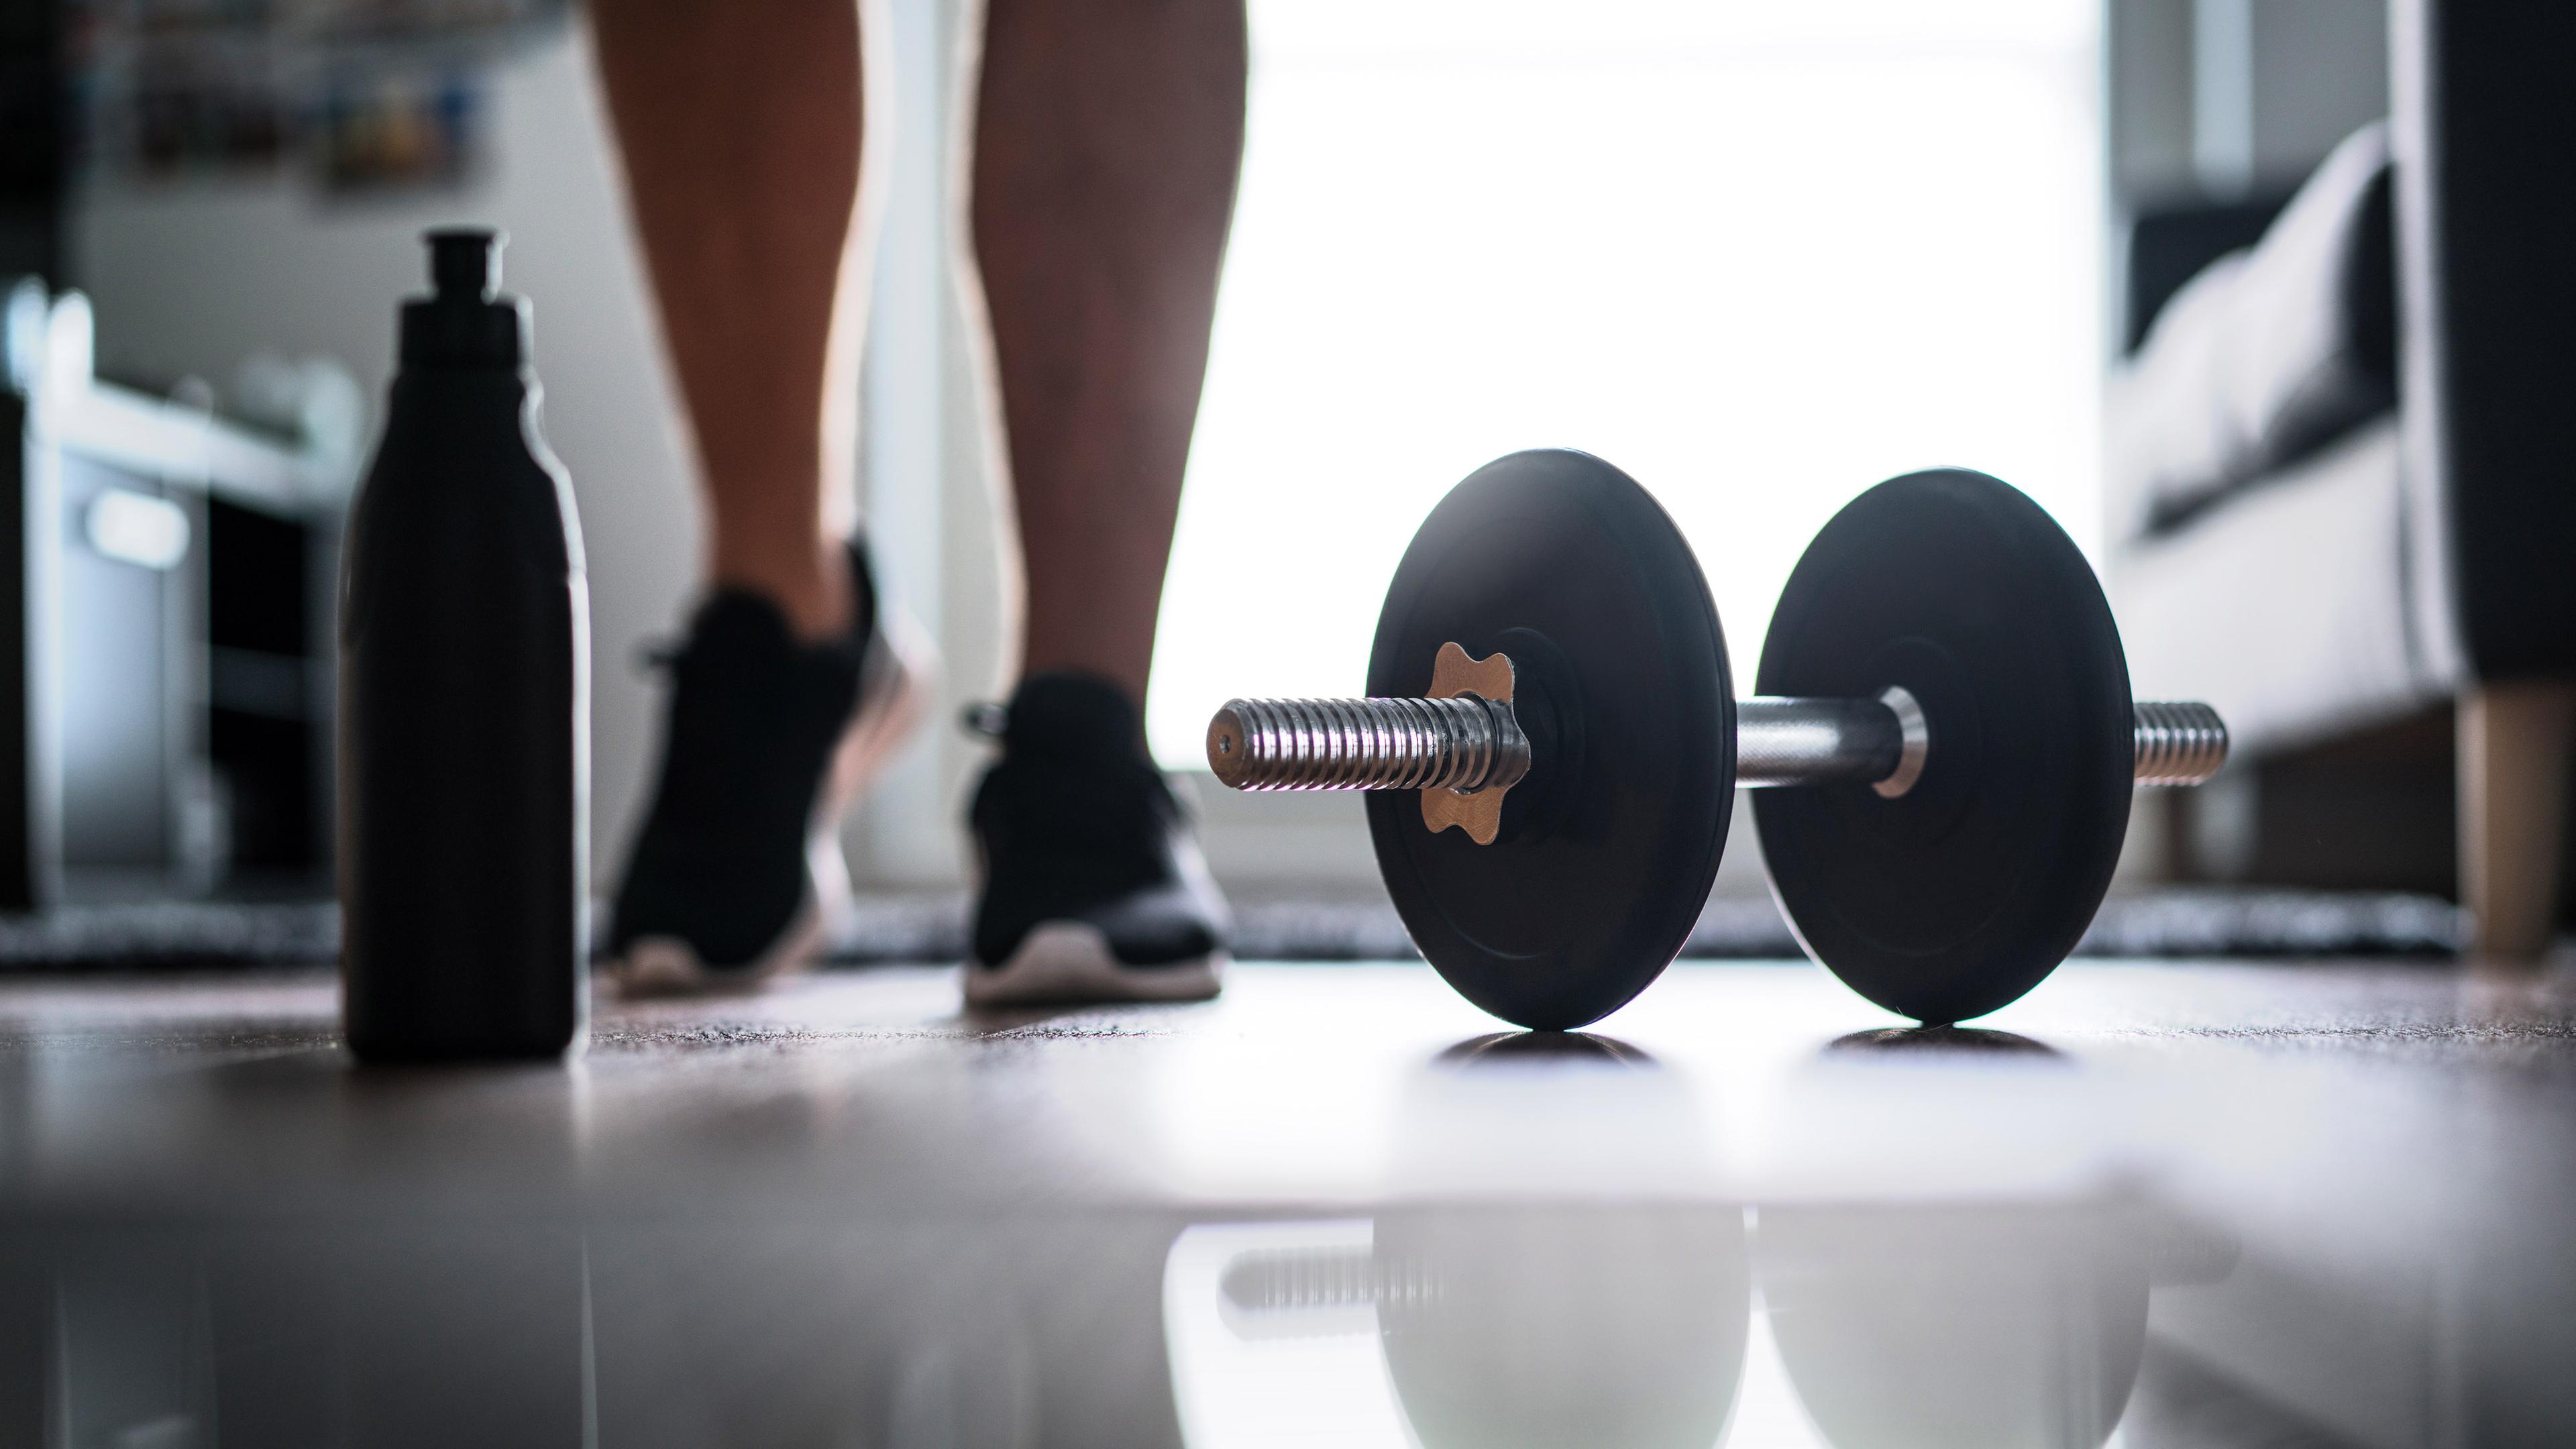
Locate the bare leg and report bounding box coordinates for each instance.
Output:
[971,0,1248,706]
[592,0,867,641]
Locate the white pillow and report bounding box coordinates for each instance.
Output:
[2106,122,2397,544]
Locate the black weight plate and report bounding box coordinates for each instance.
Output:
[1367,450,1733,1030]
[1753,470,2133,1024]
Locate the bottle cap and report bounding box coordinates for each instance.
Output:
[429,228,499,302]
[399,227,528,370]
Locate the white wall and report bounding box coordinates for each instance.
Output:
[849,0,1022,892]
[72,25,698,892]
[2108,0,2387,201]
[68,14,1021,897]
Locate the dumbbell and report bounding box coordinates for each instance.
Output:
[1203,449,2227,1030]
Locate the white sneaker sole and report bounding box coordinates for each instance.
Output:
[608,608,938,1002]
[962,922,1227,1008]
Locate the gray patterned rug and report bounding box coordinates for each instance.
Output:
[0,888,2467,973]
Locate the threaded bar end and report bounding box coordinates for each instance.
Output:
[1208,696,1525,793]
[2133,701,2229,785]
[1218,1246,1376,1318]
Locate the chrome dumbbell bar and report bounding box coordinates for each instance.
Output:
[1207,687,2226,798]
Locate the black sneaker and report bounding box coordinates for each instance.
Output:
[608,539,930,996]
[965,674,1228,1006]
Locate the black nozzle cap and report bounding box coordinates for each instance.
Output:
[401,226,526,370]
[427,228,502,302]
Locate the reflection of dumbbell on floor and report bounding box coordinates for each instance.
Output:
[1205,449,2230,1029]
[1211,1198,2235,1449]
[1219,1207,1753,1449]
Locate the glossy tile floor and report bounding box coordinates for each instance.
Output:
[3,959,2573,1448]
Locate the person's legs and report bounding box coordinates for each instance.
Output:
[594,0,928,992]
[592,0,866,641]
[590,0,1244,999]
[971,0,1248,706]
[960,0,1246,1002]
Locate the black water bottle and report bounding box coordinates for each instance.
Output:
[340,229,588,1061]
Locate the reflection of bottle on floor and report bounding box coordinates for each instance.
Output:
[339,228,588,1061]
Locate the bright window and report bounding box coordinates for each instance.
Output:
[1149,0,2104,767]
